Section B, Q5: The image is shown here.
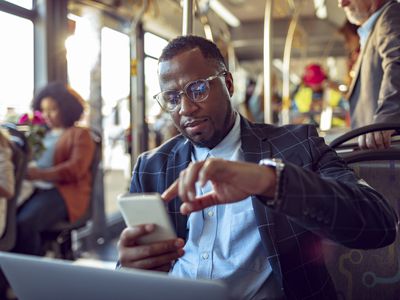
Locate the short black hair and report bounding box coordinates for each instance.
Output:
[159,35,227,70]
[32,81,85,128]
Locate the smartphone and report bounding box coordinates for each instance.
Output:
[117,193,177,244]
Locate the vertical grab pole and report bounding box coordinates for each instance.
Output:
[182,0,193,35]
[281,6,300,125]
[263,0,273,124]
[130,0,148,171]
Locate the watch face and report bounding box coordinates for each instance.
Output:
[259,159,276,167]
[259,158,282,167]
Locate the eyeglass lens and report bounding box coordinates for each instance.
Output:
[156,71,226,111]
[161,80,209,110]
[186,80,208,101]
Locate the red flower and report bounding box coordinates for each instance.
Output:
[18,113,30,125]
[32,111,46,125]
[18,111,46,126]
[17,111,47,160]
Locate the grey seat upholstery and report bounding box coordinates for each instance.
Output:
[324,123,400,300]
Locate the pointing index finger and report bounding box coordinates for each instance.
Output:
[161,179,179,203]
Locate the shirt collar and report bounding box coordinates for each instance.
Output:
[192,112,240,161]
[357,5,385,49]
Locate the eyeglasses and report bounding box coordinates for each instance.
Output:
[153,71,228,111]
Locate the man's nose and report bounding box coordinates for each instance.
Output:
[178,94,198,115]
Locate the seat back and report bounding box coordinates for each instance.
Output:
[324,124,400,299]
[42,129,102,258]
[0,125,29,251]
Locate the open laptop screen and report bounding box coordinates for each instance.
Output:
[0,252,228,300]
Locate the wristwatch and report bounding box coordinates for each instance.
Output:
[259,158,285,207]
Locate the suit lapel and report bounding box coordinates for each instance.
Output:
[240,117,282,276]
[240,116,272,163]
[166,137,192,239]
[166,137,192,187]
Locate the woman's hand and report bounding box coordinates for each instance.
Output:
[26,166,42,180]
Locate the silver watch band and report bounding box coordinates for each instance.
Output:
[259,158,285,207]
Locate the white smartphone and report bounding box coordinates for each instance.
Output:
[117,193,177,244]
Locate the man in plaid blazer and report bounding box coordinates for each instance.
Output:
[118,36,398,299]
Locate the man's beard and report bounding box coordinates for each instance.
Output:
[345,9,369,26]
[177,105,235,149]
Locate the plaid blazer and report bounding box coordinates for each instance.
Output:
[130,116,397,300]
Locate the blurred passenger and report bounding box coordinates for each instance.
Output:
[13,82,95,256]
[339,0,400,149]
[4,107,19,124]
[123,126,132,155]
[0,129,15,238]
[247,74,282,124]
[292,64,348,129]
[247,75,264,123]
[338,20,360,85]
[236,78,256,122]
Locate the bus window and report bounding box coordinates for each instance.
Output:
[144,32,173,147]
[3,0,32,10]
[0,11,34,122]
[101,26,130,217]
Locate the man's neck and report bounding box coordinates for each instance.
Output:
[372,0,388,11]
[362,0,388,25]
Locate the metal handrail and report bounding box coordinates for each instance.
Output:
[329,123,400,150]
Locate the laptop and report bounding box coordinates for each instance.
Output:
[0,252,228,300]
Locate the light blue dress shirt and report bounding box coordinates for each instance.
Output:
[36,129,63,169]
[170,113,275,300]
[34,129,63,189]
[357,5,385,49]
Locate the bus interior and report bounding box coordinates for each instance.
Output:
[0,0,400,299]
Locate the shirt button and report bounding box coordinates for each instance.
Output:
[202,252,209,260]
[207,210,214,217]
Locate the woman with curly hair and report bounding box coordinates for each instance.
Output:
[14,82,95,256]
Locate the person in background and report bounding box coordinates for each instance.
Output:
[117,35,397,299]
[338,20,360,86]
[4,107,19,124]
[0,128,15,238]
[247,73,282,125]
[338,0,400,149]
[236,78,256,122]
[292,64,348,129]
[13,82,95,256]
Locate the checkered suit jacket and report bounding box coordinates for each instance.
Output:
[130,116,397,300]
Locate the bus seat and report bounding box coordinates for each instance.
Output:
[324,123,400,299]
[41,129,102,260]
[0,125,29,251]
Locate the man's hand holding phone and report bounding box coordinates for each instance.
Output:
[118,224,184,272]
[117,193,185,272]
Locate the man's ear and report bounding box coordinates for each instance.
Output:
[225,71,234,97]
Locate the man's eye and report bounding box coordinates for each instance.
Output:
[187,81,207,99]
[164,92,180,103]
